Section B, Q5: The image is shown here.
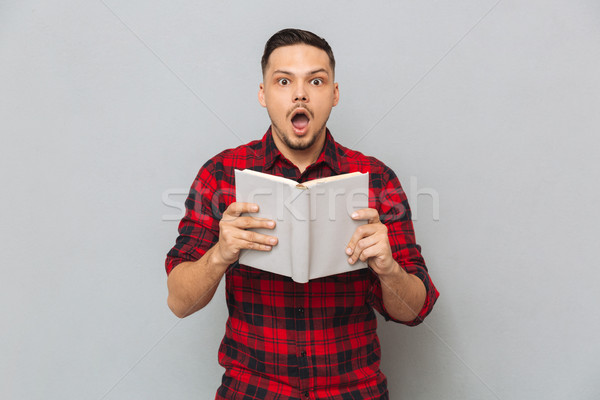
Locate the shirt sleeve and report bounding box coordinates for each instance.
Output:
[367,167,439,326]
[165,160,223,275]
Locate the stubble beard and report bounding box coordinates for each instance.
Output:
[271,119,328,151]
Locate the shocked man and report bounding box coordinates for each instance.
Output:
[166,28,439,400]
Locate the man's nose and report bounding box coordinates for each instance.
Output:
[293,83,308,102]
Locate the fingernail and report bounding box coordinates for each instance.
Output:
[251,206,259,212]
[267,221,275,227]
[351,212,358,218]
[345,247,352,255]
[348,257,353,264]
[269,238,277,245]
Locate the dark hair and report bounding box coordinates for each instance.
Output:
[261,28,335,75]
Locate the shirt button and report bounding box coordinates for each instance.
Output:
[300,351,307,357]
[297,307,304,315]
[304,391,309,398]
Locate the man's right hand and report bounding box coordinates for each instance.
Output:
[213,202,278,266]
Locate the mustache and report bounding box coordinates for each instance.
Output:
[286,104,314,119]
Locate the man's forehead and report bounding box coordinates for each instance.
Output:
[265,44,333,75]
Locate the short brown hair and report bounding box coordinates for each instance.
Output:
[261,28,335,75]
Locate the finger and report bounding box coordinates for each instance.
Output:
[237,238,275,252]
[351,208,381,224]
[223,202,259,218]
[347,234,379,264]
[345,223,379,257]
[228,215,276,230]
[235,229,278,247]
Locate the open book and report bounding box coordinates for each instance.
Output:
[235,169,369,283]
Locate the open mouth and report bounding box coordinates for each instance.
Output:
[291,109,310,133]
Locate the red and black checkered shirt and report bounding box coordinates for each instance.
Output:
[166,128,439,400]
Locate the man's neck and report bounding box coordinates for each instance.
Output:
[286,149,321,174]
[272,130,327,174]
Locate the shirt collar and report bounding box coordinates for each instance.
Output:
[263,127,281,171]
[263,127,342,174]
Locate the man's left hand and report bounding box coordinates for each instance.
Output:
[345,208,398,277]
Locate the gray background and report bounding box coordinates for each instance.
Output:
[1,1,599,399]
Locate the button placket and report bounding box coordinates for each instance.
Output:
[295,287,311,396]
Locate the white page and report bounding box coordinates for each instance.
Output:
[235,169,294,277]
[308,173,369,279]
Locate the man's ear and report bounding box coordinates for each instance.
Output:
[258,83,267,107]
[332,82,340,107]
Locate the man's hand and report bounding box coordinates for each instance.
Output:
[167,202,276,318]
[213,202,278,266]
[345,207,427,322]
[345,208,396,276]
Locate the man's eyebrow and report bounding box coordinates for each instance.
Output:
[271,68,330,77]
[308,68,329,76]
[272,69,293,76]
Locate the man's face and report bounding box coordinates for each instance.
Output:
[259,44,339,153]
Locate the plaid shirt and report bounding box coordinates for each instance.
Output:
[166,128,439,400]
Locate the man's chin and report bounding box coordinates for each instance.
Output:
[283,135,317,151]
[271,122,325,152]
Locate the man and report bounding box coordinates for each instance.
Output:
[166,28,439,400]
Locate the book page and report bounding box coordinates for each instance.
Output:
[307,173,369,279]
[300,171,363,188]
[237,168,299,186]
[235,169,294,277]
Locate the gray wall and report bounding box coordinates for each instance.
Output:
[2,1,599,399]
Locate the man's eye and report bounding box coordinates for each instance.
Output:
[311,78,323,86]
[278,78,290,85]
